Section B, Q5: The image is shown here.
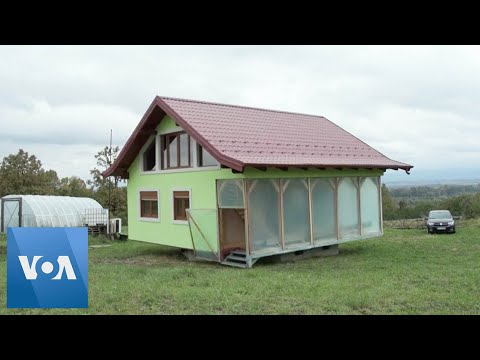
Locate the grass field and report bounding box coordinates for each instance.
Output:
[1,221,479,314]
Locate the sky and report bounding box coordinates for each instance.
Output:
[1,45,479,183]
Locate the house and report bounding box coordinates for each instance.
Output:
[103,96,412,268]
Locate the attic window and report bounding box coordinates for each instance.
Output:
[161,132,191,169]
[143,139,156,171]
[198,144,217,167]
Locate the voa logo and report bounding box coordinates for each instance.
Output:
[7,227,88,308]
[18,255,77,280]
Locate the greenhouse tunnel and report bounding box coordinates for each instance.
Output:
[1,195,104,232]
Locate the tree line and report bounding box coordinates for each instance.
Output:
[382,184,480,220]
[0,148,127,223]
[390,183,480,201]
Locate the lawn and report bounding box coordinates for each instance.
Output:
[1,221,479,314]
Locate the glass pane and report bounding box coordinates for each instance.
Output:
[247,179,281,254]
[151,201,158,217]
[360,177,380,235]
[141,200,148,217]
[143,140,156,171]
[217,180,244,208]
[186,209,219,261]
[162,136,167,169]
[282,179,310,248]
[311,178,337,244]
[168,135,178,168]
[174,198,182,218]
[180,133,190,167]
[3,200,20,228]
[338,177,360,239]
[201,146,217,166]
[190,137,196,167]
[175,198,189,220]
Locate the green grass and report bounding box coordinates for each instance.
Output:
[1,221,479,314]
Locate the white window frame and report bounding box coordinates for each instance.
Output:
[171,187,192,225]
[139,128,220,175]
[138,188,160,222]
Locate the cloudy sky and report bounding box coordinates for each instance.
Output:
[1,45,479,183]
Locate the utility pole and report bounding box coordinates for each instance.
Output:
[108,129,112,237]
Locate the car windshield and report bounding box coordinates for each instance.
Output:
[429,211,452,219]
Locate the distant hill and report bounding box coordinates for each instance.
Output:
[389,183,480,200]
[383,168,480,188]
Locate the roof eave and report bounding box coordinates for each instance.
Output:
[242,163,413,174]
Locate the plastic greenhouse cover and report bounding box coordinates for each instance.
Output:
[311,178,337,244]
[217,180,245,208]
[360,177,381,234]
[1,195,103,228]
[247,179,281,254]
[281,179,311,248]
[186,208,219,261]
[338,178,361,239]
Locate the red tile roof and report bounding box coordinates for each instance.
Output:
[103,96,412,178]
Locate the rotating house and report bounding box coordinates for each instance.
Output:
[103,96,412,268]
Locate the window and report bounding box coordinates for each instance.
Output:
[311,178,337,243]
[140,191,158,219]
[143,139,156,171]
[198,144,217,167]
[338,177,360,239]
[173,190,190,222]
[161,132,191,169]
[360,177,381,235]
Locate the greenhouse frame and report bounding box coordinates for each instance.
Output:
[0,195,105,232]
[103,96,413,268]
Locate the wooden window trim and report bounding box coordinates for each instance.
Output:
[162,131,191,170]
[140,191,159,219]
[172,190,191,223]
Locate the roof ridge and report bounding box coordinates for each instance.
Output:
[158,95,327,119]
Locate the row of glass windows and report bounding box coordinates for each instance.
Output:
[217,177,381,254]
[139,190,190,221]
[142,131,217,172]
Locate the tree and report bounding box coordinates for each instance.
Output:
[381,184,397,220]
[58,176,93,197]
[0,149,60,197]
[88,146,122,189]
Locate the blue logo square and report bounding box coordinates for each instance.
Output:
[7,227,88,308]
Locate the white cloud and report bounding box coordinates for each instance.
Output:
[1,45,479,182]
